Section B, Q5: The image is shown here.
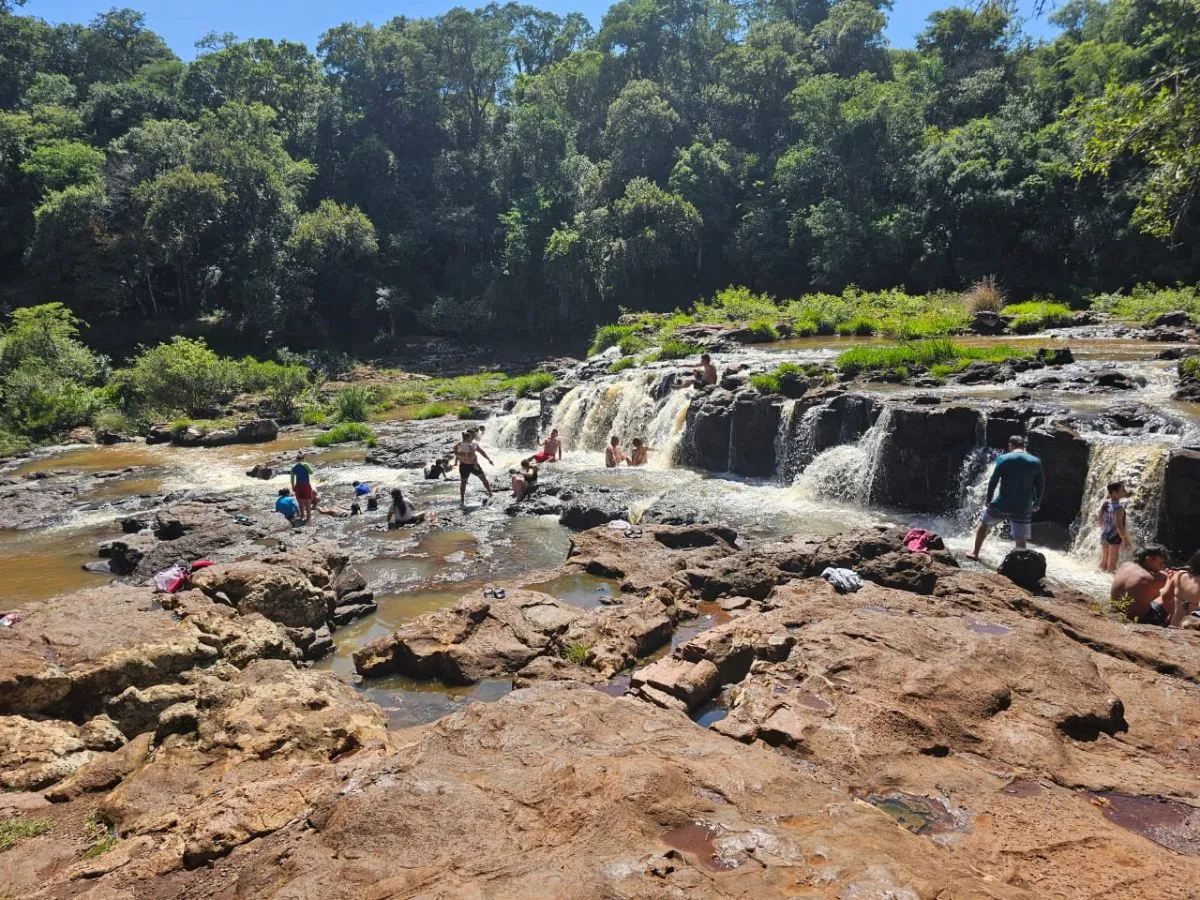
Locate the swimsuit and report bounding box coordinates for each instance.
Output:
[1100,500,1123,545]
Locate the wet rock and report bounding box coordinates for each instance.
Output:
[1036,347,1074,366]
[728,391,780,476]
[120,516,147,534]
[1151,310,1193,328]
[871,405,983,512]
[970,310,1007,335]
[246,464,274,479]
[567,524,738,592]
[682,389,733,471]
[998,548,1048,593]
[1027,425,1089,527]
[1159,448,1200,559]
[553,483,633,530]
[332,600,377,627]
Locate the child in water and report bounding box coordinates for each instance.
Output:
[1098,480,1130,572]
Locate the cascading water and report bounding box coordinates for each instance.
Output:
[797,407,893,504]
[773,399,799,483]
[549,374,690,460]
[490,399,542,449]
[1069,439,1170,561]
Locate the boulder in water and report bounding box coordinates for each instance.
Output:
[1151,310,1192,328]
[871,404,983,513]
[1160,448,1200,559]
[997,548,1047,593]
[682,390,733,471]
[970,310,1006,335]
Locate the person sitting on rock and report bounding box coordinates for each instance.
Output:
[510,457,539,502]
[274,487,300,525]
[965,435,1043,560]
[1111,545,1174,625]
[425,457,453,480]
[1098,481,1130,573]
[605,435,625,468]
[1162,549,1200,626]
[694,353,718,388]
[387,488,425,528]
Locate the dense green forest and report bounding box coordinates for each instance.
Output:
[1,0,1198,355]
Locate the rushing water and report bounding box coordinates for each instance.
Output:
[4,331,1197,725]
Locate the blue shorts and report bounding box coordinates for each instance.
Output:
[981,505,1031,541]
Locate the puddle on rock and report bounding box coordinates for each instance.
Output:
[592,674,632,698]
[966,617,1012,636]
[1002,780,1045,798]
[357,676,513,729]
[662,822,739,871]
[1086,792,1200,856]
[867,793,964,836]
[524,571,619,609]
[693,697,729,728]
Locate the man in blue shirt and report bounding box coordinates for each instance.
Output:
[965,435,1045,560]
[275,487,300,525]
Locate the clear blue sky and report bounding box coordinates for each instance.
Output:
[22,0,1062,59]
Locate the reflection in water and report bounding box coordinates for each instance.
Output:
[0,522,116,608]
[523,572,619,609]
[359,677,513,729]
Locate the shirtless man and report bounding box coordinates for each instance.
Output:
[1111,545,1173,625]
[694,353,718,388]
[629,437,652,466]
[605,435,625,468]
[454,429,494,505]
[533,428,563,464]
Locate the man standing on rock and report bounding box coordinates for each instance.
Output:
[965,435,1044,560]
[290,452,316,524]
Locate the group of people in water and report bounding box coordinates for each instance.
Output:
[966,433,1196,627]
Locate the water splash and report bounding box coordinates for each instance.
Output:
[490,399,541,449]
[796,407,893,504]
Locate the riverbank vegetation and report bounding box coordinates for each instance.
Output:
[835,340,1032,378]
[0,303,553,453]
[1,0,1198,356]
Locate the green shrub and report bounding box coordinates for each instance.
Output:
[0,428,32,457]
[609,356,637,374]
[313,422,376,446]
[506,371,555,397]
[693,286,778,322]
[121,337,239,417]
[427,373,506,402]
[655,338,701,360]
[300,406,328,426]
[746,318,780,341]
[412,402,451,420]
[1092,283,1200,324]
[589,324,639,356]
[334,386,371,422]
[617,333,648,356]
[92,408,129,434]
[454,404,474,418]
[750,373,781,393]
[1003,301,1074,331]
[1180,357,1200,380]
[239,358,309,418]
[562,642,592,665]
[791,317,819,337]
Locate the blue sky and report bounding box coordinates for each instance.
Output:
[22,0,1062,59]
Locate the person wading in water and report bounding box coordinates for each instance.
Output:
[454,428,493,506]
[965,435,1044,560]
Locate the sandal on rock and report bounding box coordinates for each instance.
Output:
[494,588,506,599]
[624,527,643,539]
[484,587,497,598]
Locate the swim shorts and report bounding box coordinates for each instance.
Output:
[533,451,554,463]
[1138,602,1169,627]
[980,505,1032,541]
[294,482,315,501]
[459,463,484,480]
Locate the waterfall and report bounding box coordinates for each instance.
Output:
[797,407,893,504]
[490,399,542,449]
[1069,439,1170,561]
[773,400,798,483]
[549,374,688,460]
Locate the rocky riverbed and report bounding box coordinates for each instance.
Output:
[4,328,1200,897]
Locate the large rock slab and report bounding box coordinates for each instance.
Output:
[872,404,983,512]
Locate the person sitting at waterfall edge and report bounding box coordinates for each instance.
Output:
[629,437,652,466]
[694,353,718,388]
[1098,481,1131,572]
[605,435,626,468]
[533,429,563,464]
[1111,545,1175,625]
[290,452,316,524]
[455,429,494,506]
[965,435,1044,560]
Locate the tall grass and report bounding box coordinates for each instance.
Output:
[1003,301,1074,331]
[506,371,555,397]
[1090,283,1200,325]
[836,340,1030,375]
[313,422,376,446]
[335,386,371,422]
[962,276,1006,313]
